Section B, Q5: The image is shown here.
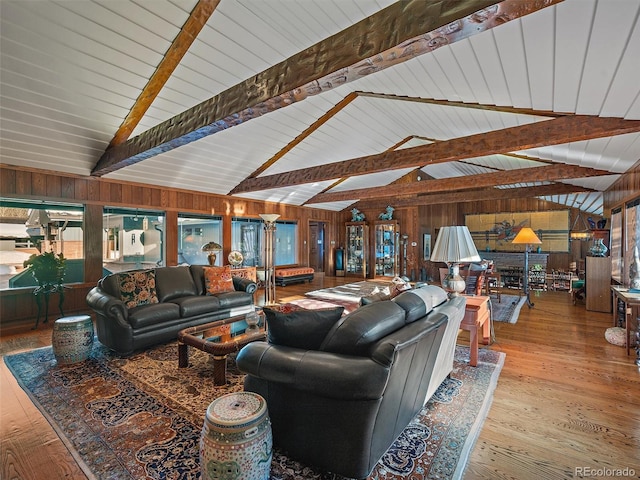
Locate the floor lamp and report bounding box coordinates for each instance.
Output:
[512,227,542,308]
[259,213,280,306]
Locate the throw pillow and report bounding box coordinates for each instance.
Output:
[264,304,345,351]
[118,270,159,309]
[203,266,235,294]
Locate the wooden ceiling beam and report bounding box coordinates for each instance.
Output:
[355,183,593,208]
[108,0,220,148]
[246,92,358,179]
[92,0,555,176]
[236,116,640,194]
[306,164,612,204]
[356,91,569,118]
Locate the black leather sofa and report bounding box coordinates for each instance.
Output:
[237,286,463,479]
[86,265,256,356]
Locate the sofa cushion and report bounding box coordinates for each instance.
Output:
[204,266,235,294]
[128,302,180,329]
[155,266,198,302]
[215,291,253,309]
[320,301,406,356]
[117,270,159,309]
[359,291,391,306]
[189,265,207,295]
[169,295,221,317]
[392,285,448,323]
[264,304,344,350]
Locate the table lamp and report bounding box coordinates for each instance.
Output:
[511,227,542,308]
[431,226,481,296]
[201,241,222,266]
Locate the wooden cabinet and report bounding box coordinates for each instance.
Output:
[586,256,611,312]
[373,220,399,278]
[345,222,368,278]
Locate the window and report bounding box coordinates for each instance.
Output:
[231,218,297,267]
[611,206,623,283]
[0,199,84,289]
[624,197,640,285]
[178,214,223,265]
[103,208,164,274]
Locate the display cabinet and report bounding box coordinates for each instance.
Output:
[345,222,368,277]
[374,220,400,278]
[586,256,612,312]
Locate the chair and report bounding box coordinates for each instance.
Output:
[439,267,485,296]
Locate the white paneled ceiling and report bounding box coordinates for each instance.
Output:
[1,0,640,216]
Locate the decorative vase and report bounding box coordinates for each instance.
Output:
[589,238,608,257]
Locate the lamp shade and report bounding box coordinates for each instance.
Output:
[431,226,481,264]
[259,213,280,223]
[201,241,222,252]
[512,227,542,245]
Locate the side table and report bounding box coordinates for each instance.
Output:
[611,286,640,365]
[461,295,491,367]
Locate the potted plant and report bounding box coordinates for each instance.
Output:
[23,251,66,287]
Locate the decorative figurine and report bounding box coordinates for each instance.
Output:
[350,208,365,222]
[378,205,395,220]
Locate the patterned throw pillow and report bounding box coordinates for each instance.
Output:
[203,266,235,295]
[118,270,159,309]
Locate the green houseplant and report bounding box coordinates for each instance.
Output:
[23,251,67,328]
[23,251,66,287]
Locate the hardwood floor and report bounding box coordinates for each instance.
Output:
[1,276,639,479]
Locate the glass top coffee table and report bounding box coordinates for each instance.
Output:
[178,311,266,385]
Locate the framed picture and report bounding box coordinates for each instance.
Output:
[423,234,431,261]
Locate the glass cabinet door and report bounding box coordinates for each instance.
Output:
[345,222,368,277]
[374,221,399,278]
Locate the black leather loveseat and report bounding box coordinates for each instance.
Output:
[86,265,256,356]
[237,286,463,479]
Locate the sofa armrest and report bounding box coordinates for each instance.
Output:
[237,342,389,400]
[86,286,128,321]
[233,276,257,294]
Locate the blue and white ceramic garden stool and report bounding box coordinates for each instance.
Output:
[200,391,272,480]
[51,315,94,365]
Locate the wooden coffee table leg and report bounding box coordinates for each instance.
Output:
[178,343,189,368]
[213,355,227,385]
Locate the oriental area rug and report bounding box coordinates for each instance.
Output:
[490,294,527,324]
[5,342,505,480]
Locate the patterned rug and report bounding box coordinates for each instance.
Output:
[5,342,504,479]
[305,281,391,302]
[288,296,360,314]
[490,294,527,324]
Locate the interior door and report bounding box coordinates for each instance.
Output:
[309,222,325,272]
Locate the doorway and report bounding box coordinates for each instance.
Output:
[309,221,325,273]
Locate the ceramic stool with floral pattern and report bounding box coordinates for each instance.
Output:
[200,392,272,480]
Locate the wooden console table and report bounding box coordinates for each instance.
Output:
[460,295,491,367]
[611,286,640,364]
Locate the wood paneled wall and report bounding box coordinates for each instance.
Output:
[2,162,633,325]
[0,165,339,326]
[603,163,640,210]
